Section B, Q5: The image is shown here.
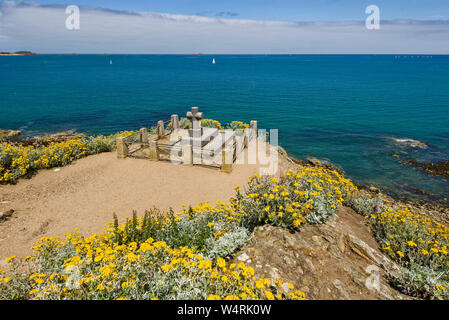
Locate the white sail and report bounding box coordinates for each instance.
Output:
[212,58,215,64]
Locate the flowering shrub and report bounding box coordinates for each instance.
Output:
[0,205,305,300]
[226,121,250,131]
[201,119,223,130]
[178,117,192,129]
[350,192,385,216]
[0,131,135,184]
[0,166,357,300]
[112,202,243,255]
[343,187,449,299]
[368,205,449,299]
[237,168,357,229]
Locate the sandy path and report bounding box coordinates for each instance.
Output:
[0,151,264,259]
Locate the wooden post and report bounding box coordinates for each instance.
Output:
[157,120,165,138]
[171,114,180,130]
[149,141,159,161]
[116,137,128,159]
[221,146,233,173]
[235,135,243,156]
[182,144,193,165]
[243,129,249,148]
[250,120,258,138]
[140,128,149,144]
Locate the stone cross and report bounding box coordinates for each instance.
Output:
[186,107,203,132]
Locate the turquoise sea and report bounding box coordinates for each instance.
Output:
[1,54,448,201]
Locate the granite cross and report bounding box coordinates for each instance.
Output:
[186,107,203,132]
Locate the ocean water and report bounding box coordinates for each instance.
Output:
[1,54,449,201]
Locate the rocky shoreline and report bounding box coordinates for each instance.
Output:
[0,128,85,146]
[404,159,449,180]
[0,129,21,140]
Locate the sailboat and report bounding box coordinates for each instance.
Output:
[110,59,112,65]
[212,58,215,64]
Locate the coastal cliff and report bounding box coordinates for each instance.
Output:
[0,130,448,300]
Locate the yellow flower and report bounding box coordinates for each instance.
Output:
[396,251,405,258]
[293,219,302,227]
[29,289,40,295]
[407,241,417,247]
[126,252,138,262]
[265,290,274,300]
[216,258,226,269]
[5,255,16,263]
[435,284,446,291]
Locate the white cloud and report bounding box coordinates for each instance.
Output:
[1,1,448,53]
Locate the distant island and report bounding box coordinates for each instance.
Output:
[0,51,37,56]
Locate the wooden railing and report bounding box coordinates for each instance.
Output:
[116,115,258,173]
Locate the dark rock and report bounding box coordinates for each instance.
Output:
[405,159,449,179]
[0,129,21,141]
[410,188,431,196]
[0,209,14,221]
[306,157,345,175]
[9,131,86,147]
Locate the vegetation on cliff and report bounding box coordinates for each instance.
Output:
[0,132,135,183]
[0,165,355,300]
[0,125,447,300]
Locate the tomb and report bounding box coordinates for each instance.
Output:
[116,107,257,173]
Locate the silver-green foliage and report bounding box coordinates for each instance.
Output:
[204,227,250,262]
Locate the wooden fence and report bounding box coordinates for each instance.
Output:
[116,117,257,173]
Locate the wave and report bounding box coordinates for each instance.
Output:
[390,137,428,149]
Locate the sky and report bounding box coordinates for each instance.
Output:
[0,0,448,53]
[21,0,449,21]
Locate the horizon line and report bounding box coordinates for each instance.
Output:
[8,53,449,55]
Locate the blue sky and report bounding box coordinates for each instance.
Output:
[1,0,448,53]
[31,0,449,21]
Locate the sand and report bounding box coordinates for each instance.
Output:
[0,151,266,260]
